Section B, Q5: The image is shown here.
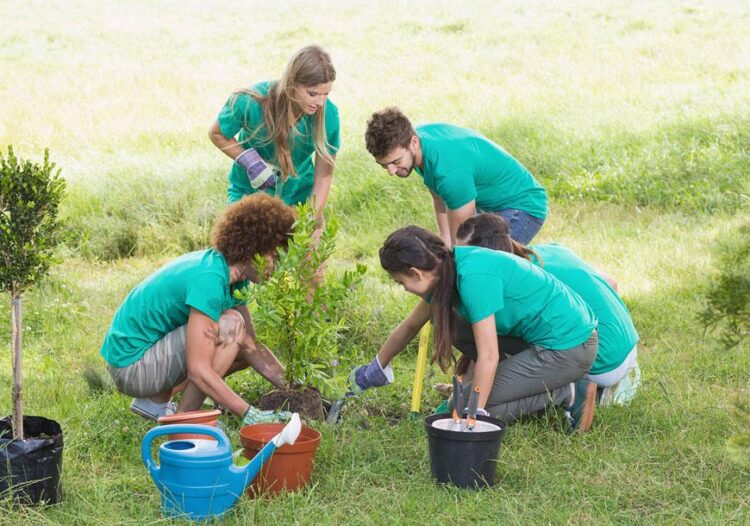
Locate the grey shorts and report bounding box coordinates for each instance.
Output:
[108,325,188,398]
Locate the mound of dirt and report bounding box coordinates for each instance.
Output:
[259,387,325,421]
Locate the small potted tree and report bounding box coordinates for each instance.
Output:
[0,146,66,505]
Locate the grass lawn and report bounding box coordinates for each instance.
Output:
[1,0,749,524]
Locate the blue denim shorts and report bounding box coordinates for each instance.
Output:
[489,208,545,244]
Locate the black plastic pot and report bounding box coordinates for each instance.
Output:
[0,416,63,505]
[424,413,505,489]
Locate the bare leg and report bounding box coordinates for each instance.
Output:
[178,310,246,412]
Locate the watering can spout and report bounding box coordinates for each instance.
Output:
[231,413,302,495]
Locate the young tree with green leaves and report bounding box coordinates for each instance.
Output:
[0,146,66,440]
[236,203,365,393]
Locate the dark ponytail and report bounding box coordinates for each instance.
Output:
[456,213,541,263]
[380,226,457,372]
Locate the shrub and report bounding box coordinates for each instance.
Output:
[699,222,750,348]
[727,396,750,468]
[236,203,366,393]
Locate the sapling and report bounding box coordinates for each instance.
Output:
[235,202,365,414]
[0,146,66,440]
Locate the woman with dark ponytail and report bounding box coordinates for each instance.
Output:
[349,224,600,433]
[457,214,640,406]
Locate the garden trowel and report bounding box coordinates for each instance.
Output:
[326,389,355,425]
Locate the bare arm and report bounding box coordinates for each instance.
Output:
[232,304,286,388]
[310,153,336,225]
[447,200,477,246]
[232,303,257,344]
[185,309,249,417]
[208,120,245,160]
[431,192,452,248]
[471,315,500,410]
[377,299,431,367]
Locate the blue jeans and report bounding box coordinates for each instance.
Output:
[491,209,545,244]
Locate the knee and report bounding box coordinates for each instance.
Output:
[218,310,246,345]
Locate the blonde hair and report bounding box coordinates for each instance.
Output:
[233,45,336,179]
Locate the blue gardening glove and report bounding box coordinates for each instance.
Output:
[242,405,292,425]
[235,148,278,190]
[347,356,394,395]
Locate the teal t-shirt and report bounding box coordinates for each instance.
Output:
[217,81,341,205]
[454,245,596,351]
[415,124,547,218]
[531,244,639,375]
[100,249,247,368]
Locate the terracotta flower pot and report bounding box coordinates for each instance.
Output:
[157,409,222,440]
[239,422,321,496]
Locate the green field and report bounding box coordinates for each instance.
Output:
[1,0,749,524]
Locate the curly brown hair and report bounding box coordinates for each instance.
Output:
[365,107,416,159]
[211,193,296,265]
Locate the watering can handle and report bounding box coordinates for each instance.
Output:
[141,424,231,482]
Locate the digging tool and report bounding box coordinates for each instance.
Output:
[466,387,480,431]
[408,321,432,420]
[325,389,354,425]
[451,375,464,425]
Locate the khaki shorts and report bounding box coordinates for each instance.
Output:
[107,325,187,398]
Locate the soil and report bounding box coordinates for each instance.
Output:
[259,387,325,421]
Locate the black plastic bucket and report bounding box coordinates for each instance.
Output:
[424,413,505,489]
[0,416,64,505]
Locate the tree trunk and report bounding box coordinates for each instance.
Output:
[11,295,23,440]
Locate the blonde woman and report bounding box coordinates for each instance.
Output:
[209,45,340,224]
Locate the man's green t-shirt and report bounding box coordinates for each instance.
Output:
[454,246,596,351]
[100,249,247,368]
[414,124,547,218]
[531,244,639,375]
[217,81,341,205]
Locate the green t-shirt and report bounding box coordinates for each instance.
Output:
[531,244,639,375]
[100,249,247,368]
[415,124,547,218]
[454,245,596,351]
[217,81,341,205]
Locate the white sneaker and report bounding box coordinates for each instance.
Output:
[600,361,641,406]
[130,398,177,421]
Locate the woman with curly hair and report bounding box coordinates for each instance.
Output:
[209,45,340,229]
[100,194,297,425]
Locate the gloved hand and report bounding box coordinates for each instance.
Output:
[235,148,278,190]
[242,405,291,425]
[347,356,394,395]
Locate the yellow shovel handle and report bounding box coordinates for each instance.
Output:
[410,322,431,414]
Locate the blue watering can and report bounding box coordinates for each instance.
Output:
[141,413,302,521]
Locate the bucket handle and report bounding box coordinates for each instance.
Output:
[141,424,230,482]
